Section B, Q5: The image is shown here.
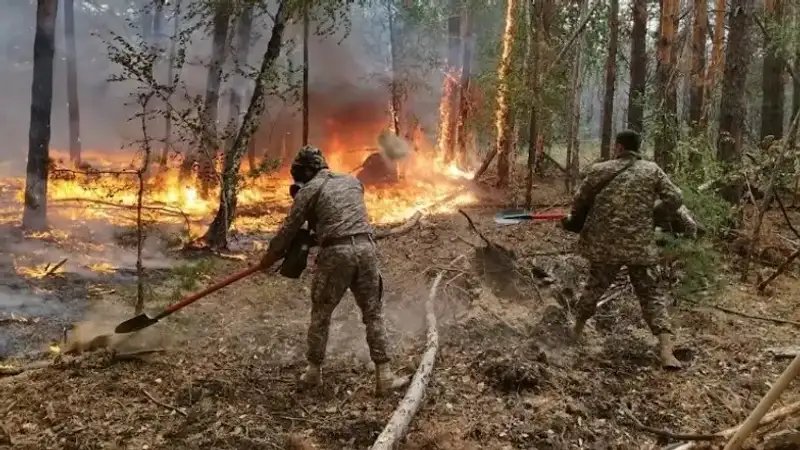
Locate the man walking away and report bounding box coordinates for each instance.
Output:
[562,130,684,369]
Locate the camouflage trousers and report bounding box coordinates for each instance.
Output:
[306,239,390,365]
[575,263,672,335]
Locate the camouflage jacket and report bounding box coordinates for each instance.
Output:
[571,153,683,265]
[265,169,374,260]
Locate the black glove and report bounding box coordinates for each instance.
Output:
[561,214,573,231]
[309,232,319,247]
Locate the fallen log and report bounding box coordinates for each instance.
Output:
[370,270,444,450]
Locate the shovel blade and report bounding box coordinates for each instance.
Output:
[494,215,528,225]
[494,209,533,225]
[114,314,159,334]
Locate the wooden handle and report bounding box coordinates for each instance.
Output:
[162,265,261,316]
[723,354,800,450]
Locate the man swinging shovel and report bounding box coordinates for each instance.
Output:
[115,146,409,397]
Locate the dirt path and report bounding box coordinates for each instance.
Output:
[2,205,800,449]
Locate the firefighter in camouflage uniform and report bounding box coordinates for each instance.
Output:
[261,146,409,395]
[562,130,684,369]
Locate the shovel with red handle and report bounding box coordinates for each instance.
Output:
[114,264,263,334]
[494,208,566,225]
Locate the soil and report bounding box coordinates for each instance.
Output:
[2,174,800,450]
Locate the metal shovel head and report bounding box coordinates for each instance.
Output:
[114,313,159,334]
[494,208,533,225]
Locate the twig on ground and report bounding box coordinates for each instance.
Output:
[375,211,422,239]
[690,303,800,327]
[667,399,800,449]
[370,269,444,450]
[141,388,188,417]
[43,258,68,277]
[621,404,718,441]
[758,247,800,292]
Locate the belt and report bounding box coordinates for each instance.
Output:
[320,233,373,248]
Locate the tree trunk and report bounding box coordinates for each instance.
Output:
[228,5,254,166]
[23,0,59,231]
[689,0,707,128]
[203,1,288,250]
[717,0,752,203]
[160,0,181,169]
[566,0,589,191]
[455,7,474,169]
[182,1,230,197]
[760,0,784,141]
[302,1,309,146]
[388,0,402,136]
[627,0,647,133]
[600,0,619,160]
[442,0,461,162]
[526,0,547,207]
[794,3,800,120]
[654,0,678,171]
[495,0,518,187]
[64,0,81,166]
[703,0,726,126]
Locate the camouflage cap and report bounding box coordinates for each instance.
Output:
[292,145,329,172]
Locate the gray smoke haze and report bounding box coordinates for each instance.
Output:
[0,0,447,175]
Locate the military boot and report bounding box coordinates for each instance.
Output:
[375,364,410,396]
[299,364,322,387]
[658,333,682,370]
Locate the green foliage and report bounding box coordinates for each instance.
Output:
[660,135,734,302]
[172,258,216,291]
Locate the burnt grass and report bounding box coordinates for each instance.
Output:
[2,178,800,449]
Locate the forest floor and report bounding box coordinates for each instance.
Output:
[2,171,800,450]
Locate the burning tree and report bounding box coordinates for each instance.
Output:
[23,0,60,231]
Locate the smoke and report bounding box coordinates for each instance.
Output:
[0,1,449,175]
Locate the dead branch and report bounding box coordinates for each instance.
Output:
[370,270,444,450]
[142,388,188,417]
[43,258,67,277]
[621,405,719,441]
[757,247,800,291]
[375,211,423,239]
[668,400,800,449]
[458,209,492,247]
[773,194,800,241]
[691,303,800,327]
[741,111,800,282]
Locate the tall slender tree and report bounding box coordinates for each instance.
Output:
[654,0,678,171]
[689,0,707,128]
[760,0,784,140]
[626,0,647,132]
[64,0,81,166]
[600,0,619,160]
[703,0,726,125]
[387,0,402,135]
[23,0,60,231]
[454,6,474,169]
[160,0,181,169]
[183,1,232,197]
[494,0,518,187]
[566,0,589,190]
[717,0,752,203]
[227,4,255,166]
[442,0,462,162]
[302,1,310,146]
